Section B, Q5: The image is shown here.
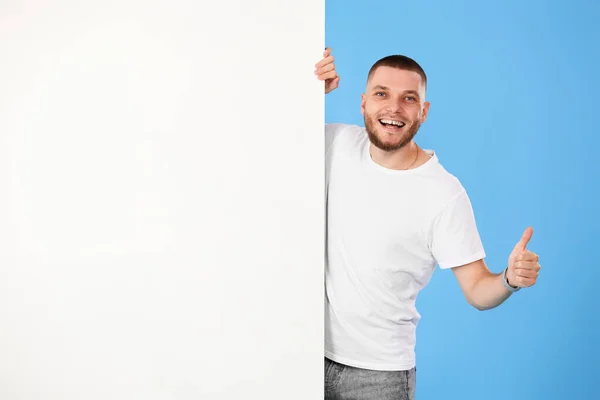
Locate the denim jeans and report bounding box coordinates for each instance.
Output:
[325,357,416,400]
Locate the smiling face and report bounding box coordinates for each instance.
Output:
[361,65,430,152]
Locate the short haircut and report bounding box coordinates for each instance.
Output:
[367,55,427,88]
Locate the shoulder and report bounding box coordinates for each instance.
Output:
[414,153,474,217]
[325,122,361,135]
[325,123,366,151]
[423,154,466,198]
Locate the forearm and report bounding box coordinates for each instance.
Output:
[467,270,514,311]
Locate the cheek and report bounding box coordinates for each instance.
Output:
[410,107,423,121]
[364,102,379,116]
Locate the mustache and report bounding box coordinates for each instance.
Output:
[376,113,409,121]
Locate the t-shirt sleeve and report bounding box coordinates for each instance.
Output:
[325,123,348,154]
[429,190,486,269]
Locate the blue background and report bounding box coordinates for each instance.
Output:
[325,1,599,399]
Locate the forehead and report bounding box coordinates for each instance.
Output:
[367,66,425,94]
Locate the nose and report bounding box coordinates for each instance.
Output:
[385,97,406,113]
[384,101,405,115]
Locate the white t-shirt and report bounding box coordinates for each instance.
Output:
[324,123,486,371]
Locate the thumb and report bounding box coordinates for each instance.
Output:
[515,226,534,251]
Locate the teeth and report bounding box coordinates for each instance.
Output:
[380,119,405,127]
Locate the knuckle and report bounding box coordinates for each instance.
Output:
[520,276,529,285]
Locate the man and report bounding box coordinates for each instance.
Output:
[314,48,541,399]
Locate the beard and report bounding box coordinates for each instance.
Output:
[364,113,421,152]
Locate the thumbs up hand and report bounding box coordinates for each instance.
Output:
[506,227,541,288]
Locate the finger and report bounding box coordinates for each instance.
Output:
[514,276,537,287]
[514,260,541,271]
[323,47,332,57]
[315,55,334,69]
[517,251,539,262]
[318,71,338,81]
[514,268,539,279]
[315,62,335,75]
[515,226,534,251]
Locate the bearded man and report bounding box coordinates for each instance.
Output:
[315,48,541,400]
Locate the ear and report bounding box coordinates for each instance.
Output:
[360,93,366,115]
[421,101,430,123]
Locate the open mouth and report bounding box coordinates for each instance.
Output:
[379,118,406,130]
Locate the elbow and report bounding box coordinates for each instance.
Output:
[467,297,495,311]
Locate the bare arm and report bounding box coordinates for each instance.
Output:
[452,259,512,310]
[452,227,541,311]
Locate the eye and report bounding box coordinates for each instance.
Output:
[405,96,416,101]
[375,92,385,97]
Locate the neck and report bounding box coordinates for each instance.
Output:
[369,140,421,170]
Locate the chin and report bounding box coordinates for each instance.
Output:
[368,133,408,152]
[370,126,408,148]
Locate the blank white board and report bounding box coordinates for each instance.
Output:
[0,1,324,399]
